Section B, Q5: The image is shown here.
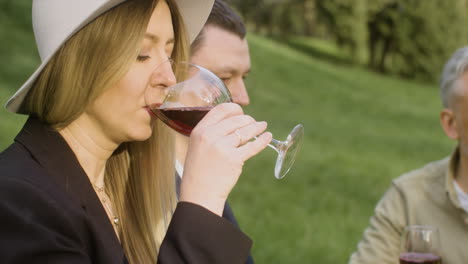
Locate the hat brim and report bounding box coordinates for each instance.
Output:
[5,0,214,114]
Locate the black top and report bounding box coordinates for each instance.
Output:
[0,117,252,263]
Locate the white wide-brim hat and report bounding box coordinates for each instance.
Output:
[5,0,214,114]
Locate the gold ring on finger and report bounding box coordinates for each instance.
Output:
[234,129,243,145]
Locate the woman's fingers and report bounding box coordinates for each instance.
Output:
[182,102,272,216]
[237,132,273,161]
[212,114,256,138]
[195,103,243,129]
[225,121,268,147]
[193,102,267,147]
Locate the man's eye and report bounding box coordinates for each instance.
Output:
[137,55,150,62]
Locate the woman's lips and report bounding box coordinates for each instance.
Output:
[145,105,160,118]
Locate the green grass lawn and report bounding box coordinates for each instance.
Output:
[0,1,34,148]
[228,35,453,263]
[0,3,454,263]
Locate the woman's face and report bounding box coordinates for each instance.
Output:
[86,0,176,144]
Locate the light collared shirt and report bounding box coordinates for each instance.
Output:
[454,181,468,213]
[175,160,184,177]
[349,148,468,264]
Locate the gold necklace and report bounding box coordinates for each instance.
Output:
[92,183,120,227]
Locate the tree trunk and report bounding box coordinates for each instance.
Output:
[303,0,316,36]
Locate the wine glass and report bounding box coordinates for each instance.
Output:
[399,225,442,264]
[145,61,304,179]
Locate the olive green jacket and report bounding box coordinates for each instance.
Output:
[349,149,468,264]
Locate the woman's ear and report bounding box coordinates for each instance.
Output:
[440,108,459,140]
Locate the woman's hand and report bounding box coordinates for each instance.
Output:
[179,103,272,216]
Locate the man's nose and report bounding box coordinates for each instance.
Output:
[150,60,177,89]
[230,79,250,106]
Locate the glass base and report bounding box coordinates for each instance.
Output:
[274,124,304,179]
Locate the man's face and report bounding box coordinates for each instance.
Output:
[449,73,468,155]
[190,25,251,106]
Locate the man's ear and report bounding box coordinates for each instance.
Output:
[441,108,459,140]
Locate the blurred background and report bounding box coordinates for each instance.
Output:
[0,0,464,263]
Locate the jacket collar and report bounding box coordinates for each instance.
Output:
[446,146,463,210]
[15,116,126,262]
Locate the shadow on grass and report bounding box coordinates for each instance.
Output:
[273,37,354,66]
[285,40,353,65]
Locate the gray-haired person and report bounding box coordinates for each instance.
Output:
[349,47,468,264]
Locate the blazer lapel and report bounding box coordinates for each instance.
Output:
[15,117,126,262]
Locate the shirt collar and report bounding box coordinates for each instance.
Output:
[446,146,463,209]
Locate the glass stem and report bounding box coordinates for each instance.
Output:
[268,138,284,154]
[253,136,284,154]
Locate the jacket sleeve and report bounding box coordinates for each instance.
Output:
[222,202,254,264]
[159,202,253,264]
[348,184,406,264]
[0,177,91,264]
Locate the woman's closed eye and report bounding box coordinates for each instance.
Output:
[137,55,151,62]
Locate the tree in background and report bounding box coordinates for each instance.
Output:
[303,0,316,36]
[229,0,468,82]
[229,0,310,37]
[315,0,367,64]
[229,0,275,35]
[367,1,399,73]
[389,0,468,80]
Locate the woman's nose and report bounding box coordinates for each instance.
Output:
[150,59,177,88]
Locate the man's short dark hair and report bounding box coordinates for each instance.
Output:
[191,0,246,54]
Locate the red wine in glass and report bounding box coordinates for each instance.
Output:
[399,252,442,264]
[145,62,304,179]
[400,226,442,264]
[154,106,212,136]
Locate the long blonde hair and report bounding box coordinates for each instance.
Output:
[22,0,190,263]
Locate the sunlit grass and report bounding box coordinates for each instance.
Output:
[229,35,453,263]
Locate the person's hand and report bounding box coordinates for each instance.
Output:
[179,103,272,216]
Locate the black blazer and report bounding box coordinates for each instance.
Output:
[0,117,252,263]
[175,176,254,264]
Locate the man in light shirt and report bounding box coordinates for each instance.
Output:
[175,0,254,263]
[349,47,468,264]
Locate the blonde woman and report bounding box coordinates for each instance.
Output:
[0,0,272,263]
